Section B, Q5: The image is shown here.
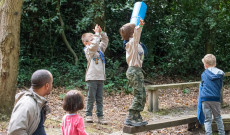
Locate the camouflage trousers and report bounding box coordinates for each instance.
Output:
[126,66,146,113]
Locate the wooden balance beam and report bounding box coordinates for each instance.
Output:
[146,81,200,112]
[146,72,230,112]
[123,114,230,134]
[123,115,197,134]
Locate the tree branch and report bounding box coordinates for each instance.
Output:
[56,0,78,65]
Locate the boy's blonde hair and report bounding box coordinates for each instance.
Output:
[202,54,216,67]
[119,23,136,40]
[81,33,93,44]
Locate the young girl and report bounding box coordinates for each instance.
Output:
[62,90,87,135]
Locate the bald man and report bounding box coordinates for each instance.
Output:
[8,69,53,135]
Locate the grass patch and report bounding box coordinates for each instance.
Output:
[85,123,119,134]
[45,128,62,135]
[44,118,62,127]
[154,108,181,116]
[0,120,9,131]
[155,109,171,115]
[141,111,153,120]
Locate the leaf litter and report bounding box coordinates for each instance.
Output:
[1,81,230,135]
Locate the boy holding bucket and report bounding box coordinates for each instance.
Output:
[119,19,147,126]
[81,24,109,124]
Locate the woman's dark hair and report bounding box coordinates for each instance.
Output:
[63,90,84,113]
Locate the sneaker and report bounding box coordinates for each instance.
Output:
[98,117,108,125]
[135,113,148,126]
[86,116,93,123]
[124,118,145,127]
[135,112,148,126]
[124,115,144,127]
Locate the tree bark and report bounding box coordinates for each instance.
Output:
[0,0,24,116]
[205,40,213,54]
[57,0,78,65]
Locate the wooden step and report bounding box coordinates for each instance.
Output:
[123,115,197,134]
[123,114,230,134]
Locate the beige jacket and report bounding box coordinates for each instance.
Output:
[125,26,144,67]
[84,32,109,81]
[7,88,48,135]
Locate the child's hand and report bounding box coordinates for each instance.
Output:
[139,18,145,26]
[98,26,102,33]
[93,24,100,33]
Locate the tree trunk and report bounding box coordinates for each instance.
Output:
[57,0,78,65]
[205,41,213,54]
[0,0,24,116]
[205,30,214,54]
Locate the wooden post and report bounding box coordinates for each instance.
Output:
[221,72,230,106]
[148,90,158,112]
[147,90,153,112]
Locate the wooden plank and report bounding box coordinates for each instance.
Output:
[123,114,230,134]
[146,72,230,91]
[146,72,229,91]
[146,81,200,91]
[123,115,197,134]
[225,72,230,77]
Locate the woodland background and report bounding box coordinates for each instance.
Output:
[18,0,230,91]
[1,0,230,134]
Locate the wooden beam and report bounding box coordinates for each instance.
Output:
[146,81,200,91]
[123,114,230,134]
[123,115,197,134]
[225,72,230,77]
[146,73,230,112]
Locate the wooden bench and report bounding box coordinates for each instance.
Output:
[123,114,230,134]
[146,72,230,112]
[146,81,200,112]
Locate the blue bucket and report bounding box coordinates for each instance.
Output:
[130,2,147,26]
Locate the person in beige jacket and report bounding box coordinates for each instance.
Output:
[8,69,53,135]
[81,24,108,124]
[119,19,147,127]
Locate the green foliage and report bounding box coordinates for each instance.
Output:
[104,59,128,93]
[59,93,66,100]
[0,113,9,121]
[18,0,230,92]
[183,88,191,94]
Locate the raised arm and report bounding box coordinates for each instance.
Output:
[133,19,145,48]
[84,25,101,60]
[99,32,109,53]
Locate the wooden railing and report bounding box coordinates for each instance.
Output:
[146,72,230,112]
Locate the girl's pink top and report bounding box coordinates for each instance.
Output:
[62,114,87,135]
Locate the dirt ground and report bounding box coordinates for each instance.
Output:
[1,79,230,135]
